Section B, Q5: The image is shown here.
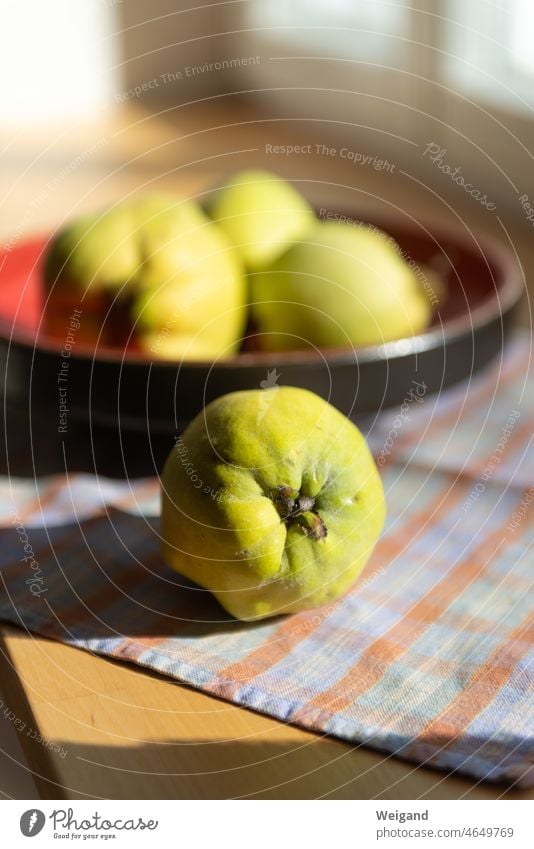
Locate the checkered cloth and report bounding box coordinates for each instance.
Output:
[0,331,532,786]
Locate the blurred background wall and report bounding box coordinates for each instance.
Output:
[2,0,534,219]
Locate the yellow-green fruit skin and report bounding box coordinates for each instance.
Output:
[250,221,433,350]
[44,195,246,360]
[130,200,246,359]
[208,170,313,270]
[161,387,386,621]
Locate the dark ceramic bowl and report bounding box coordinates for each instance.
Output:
[0,215,523,445]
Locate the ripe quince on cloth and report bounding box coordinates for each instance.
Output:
[161,387,385,620]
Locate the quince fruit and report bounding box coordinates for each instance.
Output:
[44,195,246,359]
[207,169,313,270]
[161,386,385,620]
[250,221,434,350]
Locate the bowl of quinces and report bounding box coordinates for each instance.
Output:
[0,170,522,432]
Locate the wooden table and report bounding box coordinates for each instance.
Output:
[1,101,532,799]
[2,625,531,800]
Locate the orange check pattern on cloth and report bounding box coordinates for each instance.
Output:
[0,331,532,786]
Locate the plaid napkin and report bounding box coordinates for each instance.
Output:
[1,331,532,787]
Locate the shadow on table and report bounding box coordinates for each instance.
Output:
[22,735,518,801]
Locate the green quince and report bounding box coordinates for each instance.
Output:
[250,221,435,350]
[207,169,313,270]
[44,195,246,359]
[161,387,385,621]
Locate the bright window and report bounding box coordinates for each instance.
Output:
[245,0,410,61]
[442,0,534,113]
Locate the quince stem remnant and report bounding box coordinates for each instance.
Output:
[274,485,328,541]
